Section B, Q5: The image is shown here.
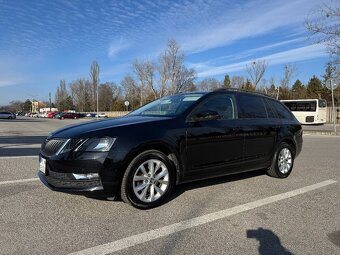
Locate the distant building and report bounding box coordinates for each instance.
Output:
[39,107,58,113]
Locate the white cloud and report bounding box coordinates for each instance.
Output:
[108,39,132,59]
[197,44,327,77]
[176,0,317,53]
[0,80,20,87]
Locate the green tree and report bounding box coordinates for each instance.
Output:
[306,75,322,98]
[223,74,231,88]
[242,79,255,91]
[23,99,32,112]
[291,79,307,99]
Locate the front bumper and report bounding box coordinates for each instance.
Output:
[38,171,104,193]
[38,151,121,197]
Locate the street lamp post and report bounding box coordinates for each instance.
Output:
[330,79,336,134]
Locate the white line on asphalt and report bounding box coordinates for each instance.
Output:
[0,178,39,185]
[0,155,38,159]
[68,179,337,255]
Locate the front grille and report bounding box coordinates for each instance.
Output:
[305,116,314,123]
[41,138,84,157]
[41,139,67,156]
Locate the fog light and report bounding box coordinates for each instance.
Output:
[72,173,99,180]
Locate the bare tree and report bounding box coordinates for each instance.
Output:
[197,78,221,91]
[175,67,196,93]
[55,80,69,111]
[230,76,245,88]
[133,60,157,105]
[305,1,340,62]
[90,61,100,112]
[281,64,297,88]
[121,75,139,110]
[98,83,114,111]
[246,59,267,88]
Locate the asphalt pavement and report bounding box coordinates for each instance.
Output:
[0,117,339,255]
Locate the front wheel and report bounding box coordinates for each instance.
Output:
[267,142,294,178]
[120,150,175,209]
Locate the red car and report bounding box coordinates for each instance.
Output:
[58,112,85,120]
[47,112,59,118]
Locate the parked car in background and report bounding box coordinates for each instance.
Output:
[98,113,108,118]
[47,112,58,118]
[37,112,46,118]
[39,89,303,209]
[86,113,97,118]
[30,112,38,118]
[0,111,16,119]
[57,112,85,120]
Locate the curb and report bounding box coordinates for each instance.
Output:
[303,131,339,136]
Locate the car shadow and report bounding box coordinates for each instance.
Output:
[168,169,266,202]
[0,135,44,157]
[0,118,45,122]
[0,136,46,145]
[246,227,294,255]
[0,147,41,157]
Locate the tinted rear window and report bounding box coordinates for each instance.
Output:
[237,95,267,118]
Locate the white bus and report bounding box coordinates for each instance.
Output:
[281,99,327,124]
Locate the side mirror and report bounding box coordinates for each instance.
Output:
[192,110,220,122]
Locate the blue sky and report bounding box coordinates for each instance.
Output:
[0,0,330,105]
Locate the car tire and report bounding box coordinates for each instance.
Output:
[267,142,295,178]
[8,116,12,119]
[74,116,77,119]
[120,150,175,209]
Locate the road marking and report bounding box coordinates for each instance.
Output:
[0,178,39,185]
[68,179,337,255]
[0,155,38,159]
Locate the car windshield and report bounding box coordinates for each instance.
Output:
[129,93,205,117]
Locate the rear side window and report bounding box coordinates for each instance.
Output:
[270,100,294,120]
[264,99,276,118]
[237,95,267,118]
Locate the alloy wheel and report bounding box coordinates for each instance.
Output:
[278,148,292,174]
[132,159,169,203]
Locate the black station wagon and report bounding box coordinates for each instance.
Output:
[39,89,303,209]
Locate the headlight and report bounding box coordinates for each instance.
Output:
[76,137,116,152]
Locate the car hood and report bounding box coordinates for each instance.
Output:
[50,115,173,138]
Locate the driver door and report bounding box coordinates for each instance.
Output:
[184,93,244,179]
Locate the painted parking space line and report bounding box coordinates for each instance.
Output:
[0,178,39,185]
[0,155,38,159]
[68,179,337,255]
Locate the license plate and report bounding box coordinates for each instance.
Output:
[39,156,46,174]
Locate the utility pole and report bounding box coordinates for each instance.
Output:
[330,80,336,134]
[97,82,99,120]
[49,92,51,112]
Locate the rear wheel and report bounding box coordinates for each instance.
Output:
[121,150,175,209]
[267,142,294,178]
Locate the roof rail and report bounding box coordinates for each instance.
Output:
[213,88,273,98]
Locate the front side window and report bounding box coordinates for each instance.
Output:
[237,95,267,118]
[129,93,205,117]
[189,94,237,120]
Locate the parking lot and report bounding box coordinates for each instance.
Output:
[0,117,339,255]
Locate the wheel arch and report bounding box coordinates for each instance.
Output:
[120,141,182,186]
[277,138,296,157]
